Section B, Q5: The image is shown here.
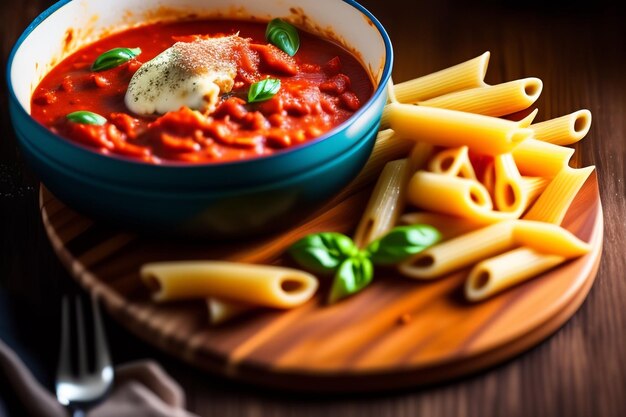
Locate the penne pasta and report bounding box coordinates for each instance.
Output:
[399,212,483,240]
[428,146,477,180]
[320,129,415,209]
[353,159,411,248]
[381,97,540,131]
[418,78,543,117]
[521,176,550,206]
[523,166,595,224]
[515,108,539,128]
[407,142,435,173]
[512,138,575,177]
[386,77,398,104]
[206,298,255,325]
[379,105,391,129]
[367,129,415,164]
[406,171,537,223]
[398,220,590,280]
[407,171,492,217]
[530,110,592,146]
[482,161,496,196]
[393,52,490,103]
[465,248,564,301]
[493,153,524,213]
[141,261,318,309]
[372,54,594,304]
[398,221,515,280]
[512,220,590,257]
[388,103,533,155]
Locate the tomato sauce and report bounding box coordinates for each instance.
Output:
[31,20,374,164]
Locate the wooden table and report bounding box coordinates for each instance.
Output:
[1,1,625,416]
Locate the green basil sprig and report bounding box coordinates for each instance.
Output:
[91,47,141,72]
[265,18,300,56]
[66,110,107,126]
[329,252,374,304]
[289,224,442,303]
[288,232,358,275]
[366,225,442,265]
[248,78,281,103]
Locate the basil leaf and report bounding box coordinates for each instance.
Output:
[328,254,374,304]
[288,232,358,274]
[367,224,442,266]
[265,18,300,56]
[248,78,281,103]
[66,111,107,126]
[92,47,141,72]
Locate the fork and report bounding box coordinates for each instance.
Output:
[55,294,114,417]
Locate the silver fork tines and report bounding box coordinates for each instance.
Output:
[56,295,114,414]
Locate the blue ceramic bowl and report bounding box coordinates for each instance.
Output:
[7,0,393,237]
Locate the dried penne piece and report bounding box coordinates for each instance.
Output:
[517,108,539,127]
[512,220,590,257]
[141,261,318,309]
[428,146,477,180]
[398,221,515,280]
[321,129,415,209]
[408,171,545,224]
[368,129,415,163]
[465,248,564,301]
[353,159,411,248]
[399,220,590,280]
[207,298,255,325]
[530,110,592,146]
[407,171,493,217]
[482,161,496,196]
[493,153,524,213]
[523,166,595,225]
[512,138,575,177]
[386,77,398,104]
[418,78,543,117]
[380,97,540,131]
[393,52,490,103]
[521,176,550,206]
[379,105,391,129]
[388,103,533,155]
[407,142,435,173]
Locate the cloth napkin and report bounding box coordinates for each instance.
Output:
[0,338,200,417]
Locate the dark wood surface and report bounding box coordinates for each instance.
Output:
[1,0,625,415]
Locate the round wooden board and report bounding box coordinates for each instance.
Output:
[39,172,603,392]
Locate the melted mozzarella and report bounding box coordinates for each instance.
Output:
[125,36,242,115]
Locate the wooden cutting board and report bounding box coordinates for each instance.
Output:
[39,171,602,392]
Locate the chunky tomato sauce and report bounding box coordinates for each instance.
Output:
[31,20,374,164]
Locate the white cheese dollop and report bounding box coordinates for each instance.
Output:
[125,36,244,115]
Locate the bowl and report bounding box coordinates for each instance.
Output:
[7,0,393,237]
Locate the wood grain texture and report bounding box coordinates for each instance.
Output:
[39,169,602,391]
[2,0,625,415]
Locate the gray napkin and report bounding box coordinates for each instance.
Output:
[0,338,199,417]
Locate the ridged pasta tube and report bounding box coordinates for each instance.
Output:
[141,261,318,309]
[418,78,543,117]
[388,103,532,155]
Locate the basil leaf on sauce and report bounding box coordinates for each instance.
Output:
[66,110,107,126]
[91,47,142,72]
[288,232,358,275]
[265,18,300,56]
[366,224,442,266]
[328,253,374,304]
[247,78,281,103]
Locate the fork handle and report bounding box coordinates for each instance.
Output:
[72,409,86,417]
